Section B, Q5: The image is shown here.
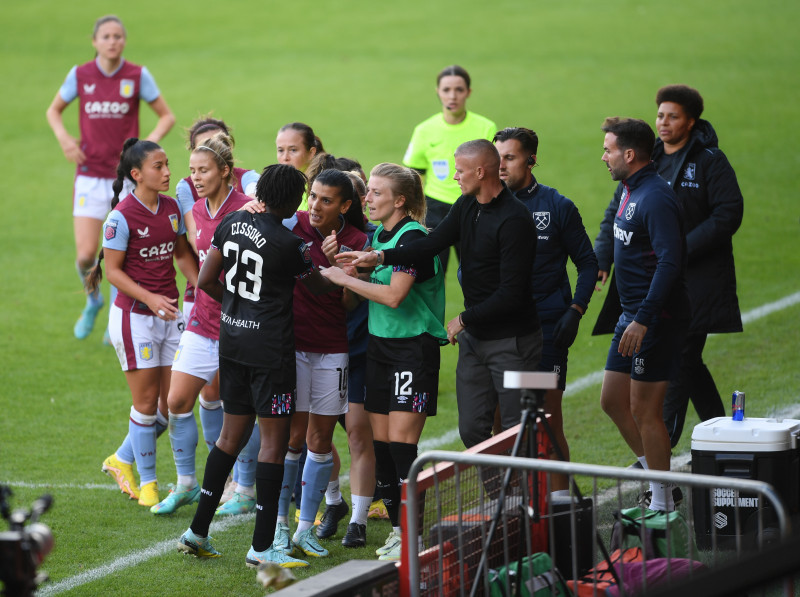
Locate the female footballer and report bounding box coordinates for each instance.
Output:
[315,167,380,547]
[46,15,175,341]
[324,163,447,560]
[177,116,259,321]
[175,117,260,494]
[177,164,332,569]
[270,169,368,561]
[87,138,198,508]
[149,133,251,515]
[276,122,324,211]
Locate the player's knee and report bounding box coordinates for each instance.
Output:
[599,395,617,417]
[347,430,373,457]
[167,392,194,414]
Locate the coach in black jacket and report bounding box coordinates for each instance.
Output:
[593,85,743,447]
[344,140,542,449]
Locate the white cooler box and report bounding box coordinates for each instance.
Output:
[691,416,800,549]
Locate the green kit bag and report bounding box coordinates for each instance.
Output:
[489,552,571,597]
[610,507,696,559]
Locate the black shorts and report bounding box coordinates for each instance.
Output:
[605,313,686,382]
[365,334,440,416]
[220,356,296,418]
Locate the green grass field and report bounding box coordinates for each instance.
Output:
[1,0,799,594]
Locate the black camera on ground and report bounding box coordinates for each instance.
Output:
[0,485,54,597]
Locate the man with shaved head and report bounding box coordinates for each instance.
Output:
[340,139,542,448]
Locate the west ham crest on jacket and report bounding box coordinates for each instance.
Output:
[534,211,550,231]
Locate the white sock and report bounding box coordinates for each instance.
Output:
[325,479,342,505]
[294,520,313,537]
[351,494,372,526]
[177,475,197,488]
[198,397,221,410]
[649,481,674,511]
[236,483,255,497]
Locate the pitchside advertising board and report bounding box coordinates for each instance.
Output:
[691,417,800,549]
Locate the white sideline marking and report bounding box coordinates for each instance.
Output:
[741,290,800,325]
[29,290,800,595]
[36,514,255,597]
[2,481,118,491]
[566,290,800,399]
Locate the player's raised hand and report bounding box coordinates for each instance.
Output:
[240,199,265,214]
[319,265,349,285]
[336,250,375,267]
[321,230,339,266]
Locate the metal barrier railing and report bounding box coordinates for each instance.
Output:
[401,449,792,597]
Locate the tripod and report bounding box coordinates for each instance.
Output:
[469,379,579,597]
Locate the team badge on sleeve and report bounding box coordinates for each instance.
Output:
[139,342,153,361]
[120,79,135,98]
[299,242,312,265]
[105,219,118,240]
[533,212,551,231]
[169,214,179,233]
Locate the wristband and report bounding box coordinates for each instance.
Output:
[458,313,464,327]
[374,250,384,265]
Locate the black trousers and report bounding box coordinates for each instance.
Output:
[663,333,726,447]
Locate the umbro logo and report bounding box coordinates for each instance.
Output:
[83,83,96,94]
[137,227,150,238]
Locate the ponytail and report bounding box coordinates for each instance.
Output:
[279,122,322,154]
[86,137,161,293]
[305,152,337,188]
[369,163,427,226]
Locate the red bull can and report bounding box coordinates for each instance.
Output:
[732,390,745,421]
